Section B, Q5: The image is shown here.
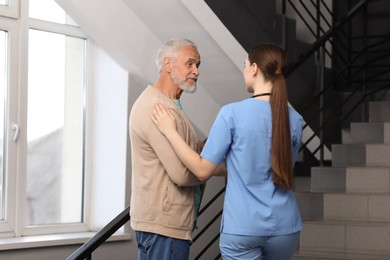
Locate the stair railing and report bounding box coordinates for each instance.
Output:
[298,35,390,160]
[67,185,226,259]
[283,0,368,166]
[192,186,225,259]
[66,206,130,260]
[283,0,371,77]
[282,0,389,167]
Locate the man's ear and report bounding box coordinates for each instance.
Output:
[164,57,172,73]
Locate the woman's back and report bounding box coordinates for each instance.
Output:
[200,98,303,236]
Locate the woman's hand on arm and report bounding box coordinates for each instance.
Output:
[151,103,217,181]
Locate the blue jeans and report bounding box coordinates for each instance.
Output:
[135,231,190,260]
[220,231,300,260]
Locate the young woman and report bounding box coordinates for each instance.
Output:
[151,43,303,260]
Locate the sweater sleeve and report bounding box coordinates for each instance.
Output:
[147,106,204,187]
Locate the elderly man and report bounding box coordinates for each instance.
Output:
[129,38,204,260]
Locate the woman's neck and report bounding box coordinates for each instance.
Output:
[252,83,272,100]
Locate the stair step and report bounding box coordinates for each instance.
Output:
[295,191,324,220]
[324,193,390,222]
[369,101,390,122]
[349,122,390,144]
[311,167,390,193]
[341,128,353,145]
[300,220,390,256]
[311,167,346,192]
[332,144,390,167]
[293,249,390,260]
[294,176,312,192]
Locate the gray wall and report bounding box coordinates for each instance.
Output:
[0,237,137,260]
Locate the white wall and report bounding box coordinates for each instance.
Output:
[0,240,135,260]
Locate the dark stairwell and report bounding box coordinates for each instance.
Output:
[205,0,390,259]
[205,0,390,170]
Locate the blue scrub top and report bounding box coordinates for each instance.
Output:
[201,98,303,236]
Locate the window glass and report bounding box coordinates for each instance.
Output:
[27,29,85,225]
[0,1,8,6]
[0,30,6,221]
[29,0,78,26]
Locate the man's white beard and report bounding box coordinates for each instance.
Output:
[171,70,197,93]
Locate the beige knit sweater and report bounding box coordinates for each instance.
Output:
[129,85,203,240]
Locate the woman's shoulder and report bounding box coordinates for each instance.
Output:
[222,98,254,109]
[288,105,302,117]
[288,106,304,126]
[218,100,245,116]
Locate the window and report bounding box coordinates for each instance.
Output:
[27,29,85,226]
[0,0,88,236]
[0,0,130,246]
[0,16,17,234]
[25,1,87,231]
[0,0,19,18]
[0,30,6,221]
[29,0,77,26]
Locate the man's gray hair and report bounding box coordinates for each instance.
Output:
[155,38,198,73]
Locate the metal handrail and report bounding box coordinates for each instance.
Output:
[66,206,130,260]
[197,186,225,216]
[66,186,226,259]
[285,0,373,77]
[194,231,222,260]
[282,0,389,166]
[298,35,390,155]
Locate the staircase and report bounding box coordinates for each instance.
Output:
[294,99,390,259]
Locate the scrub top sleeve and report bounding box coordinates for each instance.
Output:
[201,107,232,165]
[291,115,303,164]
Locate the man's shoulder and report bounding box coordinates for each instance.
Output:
[131,87,159,111]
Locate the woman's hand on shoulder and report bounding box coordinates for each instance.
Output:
[151,103,177,137]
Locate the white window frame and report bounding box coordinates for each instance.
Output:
[15,0,89,237]
[0,0,131,249]
[0,0,19,18]
[0,16,18,237]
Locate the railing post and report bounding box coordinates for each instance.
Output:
[362,4,368,122]
[318,45,325,166]
[282,0,287,50]
[316,0,320,39]
[314,0,325,166]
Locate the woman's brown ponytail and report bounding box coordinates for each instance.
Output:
[248,44,293,189]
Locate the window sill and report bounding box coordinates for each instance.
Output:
[0,231,132,251]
